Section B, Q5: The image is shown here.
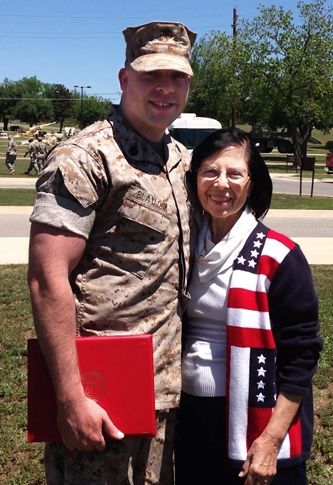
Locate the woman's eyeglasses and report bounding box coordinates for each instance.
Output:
[197,168,251,183]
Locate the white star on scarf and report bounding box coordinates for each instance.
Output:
[248,259,257,268]
[253,240,262,249]
[257,367,266,377]
[256,393,265,402]
[237,255,246,265]
[257,232,265,239]
[257,380,265,389]
[251,249,259,258]
[257,354,266,364]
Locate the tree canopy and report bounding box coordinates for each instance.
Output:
[187,0,333,159]
[240,0,333,158]
[45,84,73,132]
[0,77,111,131]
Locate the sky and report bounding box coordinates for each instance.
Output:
[0,0,320,105]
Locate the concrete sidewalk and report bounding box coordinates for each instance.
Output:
[0,177,37,189]
[1,236,332,265]
[0,206,332,265]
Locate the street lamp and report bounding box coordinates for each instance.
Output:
[74,85,91,130]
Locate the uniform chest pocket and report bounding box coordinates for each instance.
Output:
[109,188,174,279]
[119,195,171,232]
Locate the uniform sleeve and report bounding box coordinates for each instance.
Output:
[30,142,109,239]
[268,245,322,395]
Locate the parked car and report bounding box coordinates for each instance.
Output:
[325,141,333,174]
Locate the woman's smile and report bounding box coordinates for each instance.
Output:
[197,145,252,240]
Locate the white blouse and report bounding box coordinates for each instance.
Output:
[182,205,257,396]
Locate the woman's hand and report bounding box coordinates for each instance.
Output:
[239,391,304,485]
[238,431,280,485]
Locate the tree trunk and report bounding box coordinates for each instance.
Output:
[3,117,9,131]
[301,139,308,158]
[292,125,301,168]
[292,123,312,168]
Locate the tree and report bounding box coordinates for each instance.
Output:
[0,79,22,131]
[186,32,248,126]
[45,84,73,132]
[239,0,333,163]
[71,95,111,129]
[14,77,52,126]
[15,98,52,127]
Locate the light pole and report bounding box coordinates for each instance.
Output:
[74,85,91,130]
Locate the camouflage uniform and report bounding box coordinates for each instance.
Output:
[24,140,39,174]
[35,138,48,171]
[44,409,176,485]
[5,138,17,173]
[30,105,198,484]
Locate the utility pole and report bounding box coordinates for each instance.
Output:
[231,7,237,128]
[74,85,91,130]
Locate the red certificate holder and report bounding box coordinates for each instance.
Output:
[27,335,156,443]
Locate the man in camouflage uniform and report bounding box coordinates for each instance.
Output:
[35,136,48,172]
[24,138,39,175]
[28,21,197,485]
[5,135,17,174]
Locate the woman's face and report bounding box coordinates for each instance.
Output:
[197,145,252,233]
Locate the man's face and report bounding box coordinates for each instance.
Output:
[119,66,191,142]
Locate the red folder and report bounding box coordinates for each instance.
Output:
[27,335,156,442]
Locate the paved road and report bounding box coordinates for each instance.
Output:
[272,175,333,197]
[1,174,333,195]
[264,210,333,237]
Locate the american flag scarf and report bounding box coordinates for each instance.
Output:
[225,222,303,463]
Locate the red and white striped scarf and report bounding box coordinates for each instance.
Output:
[225,222,303,463]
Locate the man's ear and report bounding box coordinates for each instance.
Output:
[118,68,128,91]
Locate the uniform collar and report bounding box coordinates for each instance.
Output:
[106,105,183,170]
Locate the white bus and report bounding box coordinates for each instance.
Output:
[168,113,222,150]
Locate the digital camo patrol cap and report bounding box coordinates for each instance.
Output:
[123,21,197,76]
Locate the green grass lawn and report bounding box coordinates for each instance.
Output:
[0,265,44,484]
[270,194,333,210]
[0,265,332,484]
[1,189,332,210]
[0,189,37,206]
[0,134,47,177]
[0,154,39,178]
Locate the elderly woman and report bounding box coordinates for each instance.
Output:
[175,128,322,485]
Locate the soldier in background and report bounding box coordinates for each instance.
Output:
[35,136,48,172]
[24,138,39,175]
[28,20,197,485]
[5,135,17,174]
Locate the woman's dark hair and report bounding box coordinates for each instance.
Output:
[189,127,272,220]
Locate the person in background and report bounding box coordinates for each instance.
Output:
[175,127,322,485]
[27,20,197,485]
[35,136,48,172]
[24,138,39,175]
[5,135,17,174]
